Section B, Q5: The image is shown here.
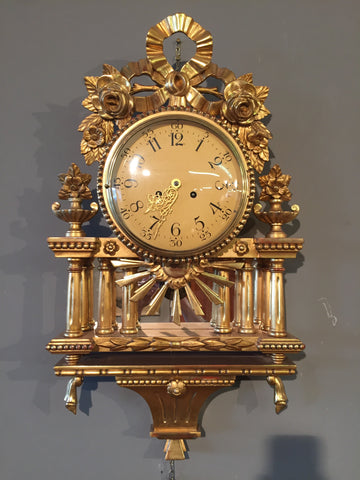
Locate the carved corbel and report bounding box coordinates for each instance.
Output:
[267,375,288,414]
[64,376,84,414]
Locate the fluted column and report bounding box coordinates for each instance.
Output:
[65,258,83,337]
[96,258,115,335]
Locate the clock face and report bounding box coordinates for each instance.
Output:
[100,110,253,260]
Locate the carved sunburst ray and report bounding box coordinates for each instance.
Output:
[200,271,234,288]
[171,288,182,326]
[142,283,169,316]
[193,278,223,305]
[112,261,242,324]
[112,259,150,268]
[208,261,244,270]
[115,270,150,287]
[184,283,204,316]
[130,277,157,302]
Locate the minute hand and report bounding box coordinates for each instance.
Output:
[145,179,182,239]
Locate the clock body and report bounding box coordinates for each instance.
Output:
[47,12,305,461]
[99,109,254,261]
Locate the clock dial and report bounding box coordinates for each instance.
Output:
[101,110,253,259]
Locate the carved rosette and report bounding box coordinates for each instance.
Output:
[78,13,271,173]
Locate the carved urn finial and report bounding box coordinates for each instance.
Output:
[51,163,98,236]
[254,164,299,238]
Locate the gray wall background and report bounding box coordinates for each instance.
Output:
[1,1,359,479]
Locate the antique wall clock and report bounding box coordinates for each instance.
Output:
[47,13,304,462]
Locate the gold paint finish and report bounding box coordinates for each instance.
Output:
[65,258,83,338]
[97,258,115,335]
[120,268,139,334]
[255,164,300,239]
[52,163,98,237]
[64,376,83,414]
[269,259,286,337]
[79,14,271,171]
[164,439,187,461]
[213,270,232,333]
[267,375,288,414]
[54,353,298,377]
[80,259,94,332]
[253,260,263,325]
[94,326,257,352]
[47,13,305,461]
[47,237,303,260]
[146,13,213,80]
[262,261,272,331]
[167,380,187,397]
[239,259,255,334]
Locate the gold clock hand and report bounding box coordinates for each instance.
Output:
[145,179,181,239]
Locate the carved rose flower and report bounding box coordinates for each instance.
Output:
[259,165,292,202]
[92,74,134,120]
[58,164,92,200]
[83,125,105,148]
[222,79,262,125]
[241,121,271,155]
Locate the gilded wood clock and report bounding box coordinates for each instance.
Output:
[47,13,304,462]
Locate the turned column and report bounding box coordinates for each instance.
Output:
[210,269,220,328]
[213,270,232,334]
[81,259,95,331]
[120,268,139,334]
[65,258,83,337]
[253,259,263,325]
[233,269,242,328]
[96,258,115,335]
[111,265,118,330]
[269,258,286,337]
[262,260,272,331]
[239,259,255,334]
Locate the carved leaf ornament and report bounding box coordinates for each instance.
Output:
[78,13,271,172]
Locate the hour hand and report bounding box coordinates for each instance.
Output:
[145,179,181,239]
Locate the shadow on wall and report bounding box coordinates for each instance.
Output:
[79,376,165,459]
[0,61,124,414]
[257,435,328,480]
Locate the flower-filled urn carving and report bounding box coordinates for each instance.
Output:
[259,164,292,202]
[58,163,92,201]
